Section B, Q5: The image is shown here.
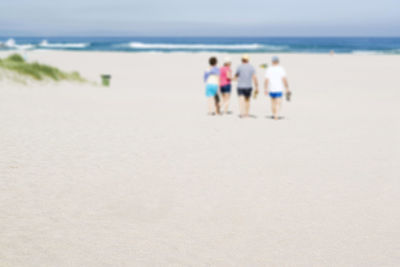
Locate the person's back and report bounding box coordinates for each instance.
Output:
[264,56,290,120]
[205,66,220,86]
[235,54,258,118]
[236,63,255,89]
[265,65,287,93]
[220,65,231,87]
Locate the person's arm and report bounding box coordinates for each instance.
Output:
[252,74,259,92]
[283,77,290,93]
[264,70,269,95]
[233,67,239,81]
[264,79,269,95]
[233,72,238,81]
[227,69,232,80]
[204,70,209,83]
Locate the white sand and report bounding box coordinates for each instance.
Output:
[0,51,399,266]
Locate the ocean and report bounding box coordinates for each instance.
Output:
[0,37,399,54]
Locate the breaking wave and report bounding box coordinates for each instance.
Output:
[39,40,89,49]
[123,42,288,51]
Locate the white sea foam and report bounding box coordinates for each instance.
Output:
[39,40,89,48]
[3,38,34,50]
[125,42,287,51]
[5,38,16,47]
[351,50,383,55]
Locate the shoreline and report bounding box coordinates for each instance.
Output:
[1,36,400,55]
[2,49,400,55]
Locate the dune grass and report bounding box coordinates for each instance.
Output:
[0,53,85,82]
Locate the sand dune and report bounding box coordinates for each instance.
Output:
[1,51,399,266]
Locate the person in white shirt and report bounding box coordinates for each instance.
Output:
[264,56,290,120]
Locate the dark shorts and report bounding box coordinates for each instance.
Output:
[238,88,252,99]
[220,84,231,94]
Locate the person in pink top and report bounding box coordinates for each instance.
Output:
[219,57,233,114]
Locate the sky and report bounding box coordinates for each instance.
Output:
[0,0,399,36]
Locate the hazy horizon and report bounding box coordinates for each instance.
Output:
[2,35,400,38]
[1,0,399,37]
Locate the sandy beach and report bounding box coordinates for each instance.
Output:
[1,51,399,266]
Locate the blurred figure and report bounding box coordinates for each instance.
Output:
[235,54,258,118]
[204,57,220,115]
[219,57,232,114]
[264,56,290,120]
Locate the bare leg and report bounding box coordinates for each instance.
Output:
[208,97,216,114]
[271,98,278,120]
[244,98,250,117]
[276,97,282,118]
[215,95,221,115]
[222,93,230,113]
[271,98,283,120]
[239,96,246,117]
[221,93,226,113]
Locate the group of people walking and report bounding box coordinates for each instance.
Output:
[204,54,291,120]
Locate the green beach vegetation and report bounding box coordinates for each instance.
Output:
[0,53,85,82]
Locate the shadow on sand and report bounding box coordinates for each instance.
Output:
[265,115,285,120]
[238,114,258,119]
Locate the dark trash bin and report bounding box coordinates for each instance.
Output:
[101,74,111,86]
